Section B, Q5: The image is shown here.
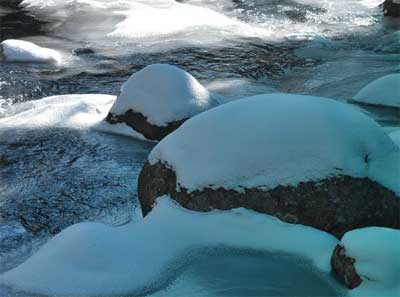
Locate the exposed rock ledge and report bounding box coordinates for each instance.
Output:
[138,162,400,238]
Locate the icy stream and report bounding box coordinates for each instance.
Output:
[0,0,399,296]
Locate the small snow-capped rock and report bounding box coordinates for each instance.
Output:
[383,0,400,17]
[0,39,62,65]
[352,74,400,108]
[106,64,219,140]
[332,227,400,296]
[139,93,400,237]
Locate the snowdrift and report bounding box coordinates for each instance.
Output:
[353,74,400,108]
[0,197,338,296]
[0,94,147,140]
[0,39,62,65]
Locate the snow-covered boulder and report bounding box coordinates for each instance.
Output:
[352,74,400,108]
[331,227,400,297]
[0,39,62,65]
[384,0,400,17]
[138,93,400,238]
[106,64,219,141]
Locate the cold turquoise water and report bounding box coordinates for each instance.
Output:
[148,249,344,297]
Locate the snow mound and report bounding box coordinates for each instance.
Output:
[353,74,400,108]
[0,39,62,65]
[149,93,400,194]
[0,196,338,296]
[0,94,146,140]
[109,64,218,127]
[341,227,400,297]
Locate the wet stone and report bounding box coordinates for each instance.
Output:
[138,162,400,238]
[383,0,400,17]
[331,245,362,289]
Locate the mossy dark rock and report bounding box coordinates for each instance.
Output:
[331,245,362,289]
[106,110,187,141]
[138,161,400,238]
[384,0,400,17]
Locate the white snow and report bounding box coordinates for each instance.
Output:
[0,196,338,297]
[341,227,400,297]
[353,74,400,108]
[149,93,400,194]
[0,39,62,65]
[0,94,147,141]
[109,64,219,126]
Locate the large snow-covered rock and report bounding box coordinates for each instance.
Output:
[139,93,400,237]
[106,64,219,140]
[0,197,339,296]
[352,74,400,108]
[331,227,400,297]
[0,39,62,65]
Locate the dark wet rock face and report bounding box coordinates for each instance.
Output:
[138,162,400,238]
[72,47,95,56]
[331,245,362,289]
[106,110,187,141]
[0,1,48,41]
[384,0,400,17]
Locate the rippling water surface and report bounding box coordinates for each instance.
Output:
[0,0,399,296]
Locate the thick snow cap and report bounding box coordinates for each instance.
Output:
[149,93,400,194]
[0,39,62,65]
[109,64,217,126]
[353,74,400,108]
